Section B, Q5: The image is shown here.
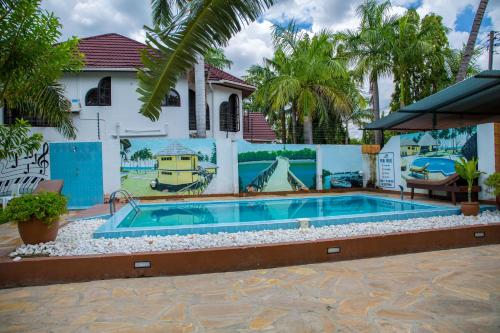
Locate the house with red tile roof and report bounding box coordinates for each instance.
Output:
[9,33,260,143]
[2,33,276,199]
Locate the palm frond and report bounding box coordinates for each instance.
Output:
[13,82,76,139]
[138,0,274,121]
[151,0,187,27]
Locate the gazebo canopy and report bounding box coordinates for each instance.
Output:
[365,70,500,131]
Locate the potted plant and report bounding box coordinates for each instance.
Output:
[484,172,500,209]
[2,192,67,245]
[454,157,482,216]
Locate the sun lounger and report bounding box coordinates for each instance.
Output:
[409,162,430,179]
[33,180,64,194]
[406,173,480,205]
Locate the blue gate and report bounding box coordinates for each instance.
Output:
[50,142,104,209]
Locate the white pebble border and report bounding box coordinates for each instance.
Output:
[10,210,500,258]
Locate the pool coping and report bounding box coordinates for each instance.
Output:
[1,223,499,288]
[93,194,462,238]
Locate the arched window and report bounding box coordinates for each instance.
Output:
[220,94,240,132]
[188,89,196,130]
[219,101,229,131]
[85,88,99,106]
[162,89,181,107]
[206,103,210,131]
[85,77,111,106]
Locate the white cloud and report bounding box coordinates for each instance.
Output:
[40,0,500,139]
[224,20,275,77]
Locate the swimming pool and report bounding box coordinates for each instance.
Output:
[412,157,456,176]
[93,195,459,238]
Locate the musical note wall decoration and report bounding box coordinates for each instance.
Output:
[0,143,50,195]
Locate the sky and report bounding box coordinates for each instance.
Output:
[42,0,500,129]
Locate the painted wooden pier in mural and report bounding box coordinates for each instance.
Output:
[247,157,308,192]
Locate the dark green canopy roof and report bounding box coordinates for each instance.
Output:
[365,70,500,131]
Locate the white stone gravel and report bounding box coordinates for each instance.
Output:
[10,210,500,257]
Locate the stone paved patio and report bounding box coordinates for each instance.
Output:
[1,245,499,333]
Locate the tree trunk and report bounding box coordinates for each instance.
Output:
[303,115,313,144]
[281,109,286,143]
[344,120,349,144]
[456,0,489,83]
[371,76,382,145]
[194,54,206,137]
[291,103,297,144]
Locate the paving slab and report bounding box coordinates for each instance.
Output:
[0,245,499,332]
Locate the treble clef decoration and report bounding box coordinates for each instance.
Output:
[37,143,49,175]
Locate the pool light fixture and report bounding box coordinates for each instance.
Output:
[327,247,341,254]
[134,261,151,269]
[474,232,485,238]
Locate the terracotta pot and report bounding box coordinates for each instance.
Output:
[460,202,480,216]
[17,218,60,245]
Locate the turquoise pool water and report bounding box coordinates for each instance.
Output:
[93,195,459,238]
[412,157,456,176]
[118,196,433,228]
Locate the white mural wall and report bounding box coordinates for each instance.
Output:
[0,143,50,195]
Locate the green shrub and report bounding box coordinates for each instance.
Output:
[0,209,8,224]
[2,192,67,225]
[485,173,500,196]
[455,157,483,202]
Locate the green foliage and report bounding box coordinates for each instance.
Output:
[0,209,8,225]
[454,157,482,202]
[252,21,363,144]
[335,0,395,145]
[0,119,43,160]
[484,173,500,197]
[204,47,233,69]
[0,0,83,138]
[2,192,67,225]
[139,0,274,120]
[238,148,316,163]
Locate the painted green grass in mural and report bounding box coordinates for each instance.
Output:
[122,170,205,197]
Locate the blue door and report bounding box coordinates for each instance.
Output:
[50,142,103,209]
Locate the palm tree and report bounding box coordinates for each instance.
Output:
[1,0,83,138]
[138,0,275,121]
[390,9,437,108]
[456,0,489,82]
[120,138,131,171]
[245,64,285,141]
[263,25,351,144]
[337,0,396,145]
[204,47,233,69]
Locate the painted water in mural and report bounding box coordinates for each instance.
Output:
[400,126,477,187]
[120,139,217,196]
[238,141,316,193]
[320,145,363,190]
[0,143,50,195]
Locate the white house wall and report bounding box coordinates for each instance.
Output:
[477,123,495,200]
[209,85,244,141]
[60,72,190,141]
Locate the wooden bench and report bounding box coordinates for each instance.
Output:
[406,173,480,205]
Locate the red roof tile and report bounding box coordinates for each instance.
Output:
[78,33,146,68]
[77,34,253,93]
[243,112,277,142]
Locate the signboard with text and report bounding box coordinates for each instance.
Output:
[378,152,395,189]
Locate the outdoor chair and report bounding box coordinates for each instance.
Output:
[33,180,64,194]
[406,173,480,205]
[409,162,430,179]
